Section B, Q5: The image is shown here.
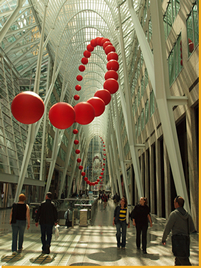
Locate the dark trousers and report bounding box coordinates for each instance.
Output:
[175,257,192,266]
[40,224,53,251]
[136,224,148,251]
[11,220,26,252]
[116,221,127,247]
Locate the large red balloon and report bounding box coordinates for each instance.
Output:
[83,50,91,58]
[75,85,81,91]
[74,139,79,145]
[103,41,112,50]
[81,57,88,65]
[91,39,97,47]
[49,102,75,129]
[107,52,118,61]
[73,129,78,134]
[105,70,118,81]
[82,172,86,176]
[103,153,106,156]
[101,172,104,175]
[76,75,83,81]
[77,158,81,163]
[96,37,103,46]
[95,181,98,185]
[74,102,95,125]
[79,65,85,72]
[103,78,119,94]
[75,149,80,154]
[79,165,83,169]
[74,94,80,100]
[84,177,88,181]
[101,38,110,46]
[99,176,102,179]
[107,60,119,71]
[102,168,104,171]
[87,44,94,52]
[87,97,105,117]
[94,89,111,105]
[103,145,105,147]
[11,91,44,124]
[105,45,116,55]
[188,38,194,53]
[103,163,105,166]
[86,180,90,184]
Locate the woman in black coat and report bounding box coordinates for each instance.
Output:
[131,197,152,254]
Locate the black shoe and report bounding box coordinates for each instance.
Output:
[45,245,50,254]
[42,250,46,254]
[143,250,147,254]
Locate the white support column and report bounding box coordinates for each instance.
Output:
[0,0,25,44]
[111,96,131,206]
[110,131,123,198]
[106,145,114,195]
[150,0,190,213]
[67,154,78,198]
[117,4,143,199]
[108,144,118,194]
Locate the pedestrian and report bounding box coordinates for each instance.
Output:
[35,192,58,254]
[162,196,195,266]
[113,196,130,249]
[131,197,152,254]
[9,194,30,255]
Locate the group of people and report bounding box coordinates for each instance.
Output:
[10,192,196,266]
[10,192,58,255]
[113,195,195,266]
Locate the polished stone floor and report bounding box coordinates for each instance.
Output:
[0,199,199,266]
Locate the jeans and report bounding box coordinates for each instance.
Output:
[40,224,53,251]
[116,221,127,247]
[175,257,192,266]
[12,220,26,252]
[136,224,148,251]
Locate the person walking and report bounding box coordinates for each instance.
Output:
[9,194,30,255]
[113,196,130,249]
[131,197,152,254]
[35,192,58,254]
[162,196,195,266]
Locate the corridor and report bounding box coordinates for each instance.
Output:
[0,199,199,266]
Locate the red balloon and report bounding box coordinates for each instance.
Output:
[102,168,104,171]
[101,38,110,46]
[74,139,79,145]
[11,91,44,124]
[77,158,81,163]
[101,172,104,175]
[188,38,194,53]
[84,177,88,181]
[105,45,116,55]
[103,164,105,166]
[81,172,86,176]
[104,78,119,94]
[79,165,83,170]
[86,180,90,184]
[74,94,80,100]
[103,41,112,50]
[83,50,91,58]
[94,89,111,105]
[103,149,105,151]
[99,176,102,179]
[105,70,118,81]
[76,75,83,81]
[87,44,94,52]
[103,145,105,147]
[81,57,88,65]
[95,181,98,184]
[73,129,78,134]
[107,52,118,61]
[91,39,97,47]
[103,158,106,160]
[97,179,100,182]
[92,182,95,186]
[79,65,85,72]
[107,60,119,71]
[96,37,103,46]
[89,182,92,186]
[87,97,105,117]
[75,149,80,154]
[74,102,95,125]
[103,153,106,156]
[180,59,183,66]
[49,102,75,129]
[75,85,81,91]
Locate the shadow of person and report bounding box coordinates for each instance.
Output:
[30,253,56,264]
[1,253,24,263]
[70,262,101,266]
[87,247,122,262]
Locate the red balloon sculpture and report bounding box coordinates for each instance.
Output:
[74,102,95,125]
[79,165,83,169]
[11,91,44,124]
[103,78,119,94]
[49,102,75,129]
[81,172,86,176]
[73,129,78,134]
[75,149,80,154]
[105,45,116,55]
[75,85,81,91]
[79,65,85,72]
[74,95,80,100]
[74,140,79,145]
[94,89,111,105]
[81,57,88,65]
[105,70,118,81]
[87,97,105,117]
[76,75,83,81]
[107,60,119,71]
[77,158,81,163]
[107,52,118,61]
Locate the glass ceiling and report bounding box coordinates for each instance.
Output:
[0,0,142,147]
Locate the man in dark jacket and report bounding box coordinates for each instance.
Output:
[162,196,195,266]
[35,192,58,254]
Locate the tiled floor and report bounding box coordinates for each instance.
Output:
[0,200,199,266]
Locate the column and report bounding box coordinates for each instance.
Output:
[156,139,162,217]
[163,141,171,218]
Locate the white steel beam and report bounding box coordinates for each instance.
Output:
[108,144,118,194]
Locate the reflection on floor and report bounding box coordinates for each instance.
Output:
[0,199,199,266]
